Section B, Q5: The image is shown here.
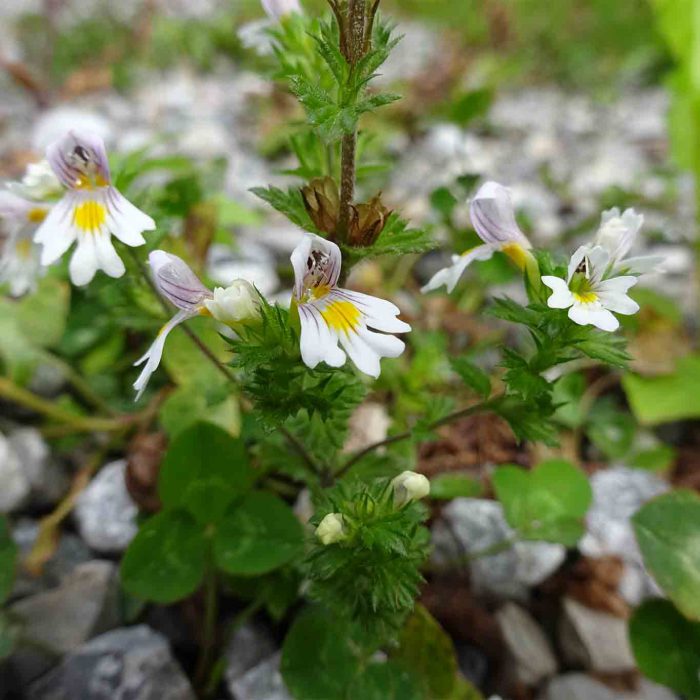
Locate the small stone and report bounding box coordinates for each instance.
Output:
[541,673,678,700]
[496,603,558,685]
[0,431,30,513]
[224,623,277,689]
[28,625,195,700]
[229,652,292,700]
[559,597,635,673]
[342,402,391,454]
[74,460,139,553]
[432,499,565,598]
[455,643,488,688]
[7,561,120,686]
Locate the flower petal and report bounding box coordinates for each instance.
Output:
[133,309,193,401]
[335,289,411,333]
[421,244,495,293]
[68,233,99,286]
[615,254,663,276]
[46,130,111,188]
[469,181,531,249]
[338,328,381,378]
[298,303,346,370]
[94,231,126,279]
[291,233,342,299]
[105,187,155,247]
[357,325,405,359]
[542,275,574,309]
[149,250,212,312]
[596,207,643,263]
[569,304,619,332]
[34,195,77,265]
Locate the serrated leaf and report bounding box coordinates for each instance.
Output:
[250,185,318,232]
[430,473,483,500]
[450,357,490,398]
[573,331,630,367]
[633,489,700,620]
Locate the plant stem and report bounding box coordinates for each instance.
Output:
[336,398,497,477]
[195,551,219,691]
[0,377,128,433]
[280,426,324,478]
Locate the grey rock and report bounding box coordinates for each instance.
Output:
[495,602,558,684]
[28,625,195,700]
[224,623,276,689]
[541,673,678,700]
[7,561,120,685]
[559,597,635,673]
[229,652,292,700]
[342,402,391,454]
[432,499,565,599]
[455,644,488,688]
[74,461,138,553]
[0,432,30,513]
[11,519,92,598]
[8,427,68,507]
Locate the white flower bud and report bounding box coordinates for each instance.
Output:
[204,280,260,325]
[315,512,346,545]
[391,471,430,507]
[7,160,63,201]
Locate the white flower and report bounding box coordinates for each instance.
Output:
[591,207,663,276]
[291,234,410,378]
[133,251,213,401]
[391,470,430,507]
[0,191,50,297]
[33,130,155,286]
[7,160,63,202]
[423,181,535,293]
[261,0,301,20]
[542,245,639,332]
[315,512,346,545]
[204,280,260,324]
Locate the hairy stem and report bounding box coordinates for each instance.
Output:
[337,397,497,477]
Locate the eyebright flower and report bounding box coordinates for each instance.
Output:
[315,513,346,545]
[133,251,213,400]
[0,191,50,297]
[33,131,156,286]
[590,207,662,276]
[423,181,535,293]
[391,470,430,507]
[204,280,260,325]
[261,0,301,20]
[291,234,410,378]
[7,160,63,202]
[542,245,639,332]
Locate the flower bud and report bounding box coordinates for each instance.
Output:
[204,280,260,325]
[315,512,346,545]
[391,471,430,507]
[301,177,339,235]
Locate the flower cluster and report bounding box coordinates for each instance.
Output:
[425,180,661,331]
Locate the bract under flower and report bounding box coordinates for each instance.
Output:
[34,130,155,286]
[291,234,410,378]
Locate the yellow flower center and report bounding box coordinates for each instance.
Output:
[27,207,47,224]
[74,173,109,190]
[573,291,598,304]
[320,300,361,333]
[501,243,530,270]
[73,201,107,233]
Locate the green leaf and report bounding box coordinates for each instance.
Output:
[392,604,461,699]
[622,355,700,425]
[587,400,636,460]
[17,276,70,349]
[552,372,587,428]
[633,489,700,620]
[629,599,700,697]
[250,185,318,232]
[630,445,676,472]
[214,492,304,576]
[0,516,18,603]
[488,298,541,326]
[430,473,483,500]
[159,386,240,439]
[445,87,493,127]
[121,510,207,604]
[450,357,490,398]
[212,194,262,227]
[573,331,630,368]
[281,606,359,700]
[347,662,422,700]
[158,422,252,525]
[492,459,592,546]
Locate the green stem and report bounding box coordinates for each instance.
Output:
[0,377,128,433]
[195,551,219,691]
[336,397,497,478]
